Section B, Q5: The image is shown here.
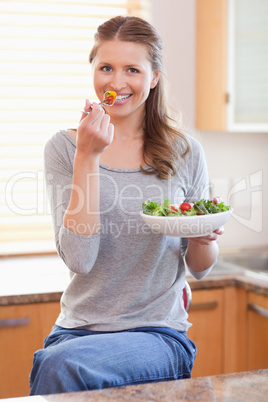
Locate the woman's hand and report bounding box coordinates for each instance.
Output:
[187,226,224,246]
[77,100,114,157]
[187,196,224,246]
[185,196,224,272]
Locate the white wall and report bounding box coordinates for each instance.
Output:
[152,0,196,131]
[152,0,268,250]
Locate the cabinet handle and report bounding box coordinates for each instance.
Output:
[248,303,268,319]
[191,301,218,311]
[0,317,30,328]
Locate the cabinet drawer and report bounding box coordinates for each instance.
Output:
[0,302,60,398]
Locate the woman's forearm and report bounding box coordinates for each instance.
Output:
[185,238,219,272]
[63,151,100,236]
[62,102,113,236]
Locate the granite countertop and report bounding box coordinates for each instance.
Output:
[0,252,268,306]
[186,262,268,295]
[1,369,267,401]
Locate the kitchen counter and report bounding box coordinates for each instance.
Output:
[0,254,267,306]
[0,255,68,306]
[1,369,267,401]
[187,263,268,295]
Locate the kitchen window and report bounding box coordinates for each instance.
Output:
[0,0,152,255]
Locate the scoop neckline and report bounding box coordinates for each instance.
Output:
[61,129,151,173]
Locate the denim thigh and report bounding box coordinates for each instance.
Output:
[30,325,196,395]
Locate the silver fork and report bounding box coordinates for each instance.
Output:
[80,92,116,114]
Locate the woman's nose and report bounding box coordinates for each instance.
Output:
[110,72,125,91]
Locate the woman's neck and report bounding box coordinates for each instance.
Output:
[99,112,146,169]
[110,113,144,141]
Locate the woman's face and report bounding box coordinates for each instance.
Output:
[92,40,159,121]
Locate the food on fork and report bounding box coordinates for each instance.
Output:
[103,90,117,105]
[80,91,117,114]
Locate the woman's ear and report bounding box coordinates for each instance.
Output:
[150,71,160,89]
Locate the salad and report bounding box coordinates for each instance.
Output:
[142,198,231,217]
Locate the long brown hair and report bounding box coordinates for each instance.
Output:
[89,16,190,179]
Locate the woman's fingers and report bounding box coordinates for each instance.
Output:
[189,226,224,245]
[100,113,114,144]
[77,101,113,155]
[79,103,105,132]
[80,99,92,122]
[214,226,224,235]
[189,233,218,246]
[108,122,114,143]
[80,101,105,126]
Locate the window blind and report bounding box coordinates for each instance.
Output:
[0,0,152,256]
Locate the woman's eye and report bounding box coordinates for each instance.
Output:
[100,66,112,72]
[128,68,139,73]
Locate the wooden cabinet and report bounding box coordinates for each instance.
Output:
[0,302,60,398]
[222,286,247,374]
[187,288,224,377]
[246,292,268,370]
[196,0,268,132]
[195,0,227,131]
[188,286,248,377]
[188,286,268,378]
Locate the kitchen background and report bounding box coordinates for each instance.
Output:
[152,0,268,250]
[1,1,268,398]
[1,0,267,255]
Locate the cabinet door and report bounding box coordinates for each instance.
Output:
[196,0,227,131]
[222,286,247,374]
[196,0,268,132]
[187,289,223,377]
[0,302,60,398]
[247,292,268,370]
[227,0,268,132]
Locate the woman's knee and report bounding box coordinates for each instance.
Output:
[30,346,81,395]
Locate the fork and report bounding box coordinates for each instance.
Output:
[80,91,116,114]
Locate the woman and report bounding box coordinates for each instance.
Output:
[30,16,223,395]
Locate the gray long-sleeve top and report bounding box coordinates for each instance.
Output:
[44,130,210,332]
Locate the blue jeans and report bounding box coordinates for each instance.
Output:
[29,325,196,395]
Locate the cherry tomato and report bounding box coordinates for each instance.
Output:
[105,96,114,105]
[167,205,178,214]
[104,91,116,105]
[179,202,191,212]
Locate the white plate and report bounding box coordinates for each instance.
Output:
[140,208,233,238]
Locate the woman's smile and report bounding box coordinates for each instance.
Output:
[93,39,159,119]
[113,93,133,105]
